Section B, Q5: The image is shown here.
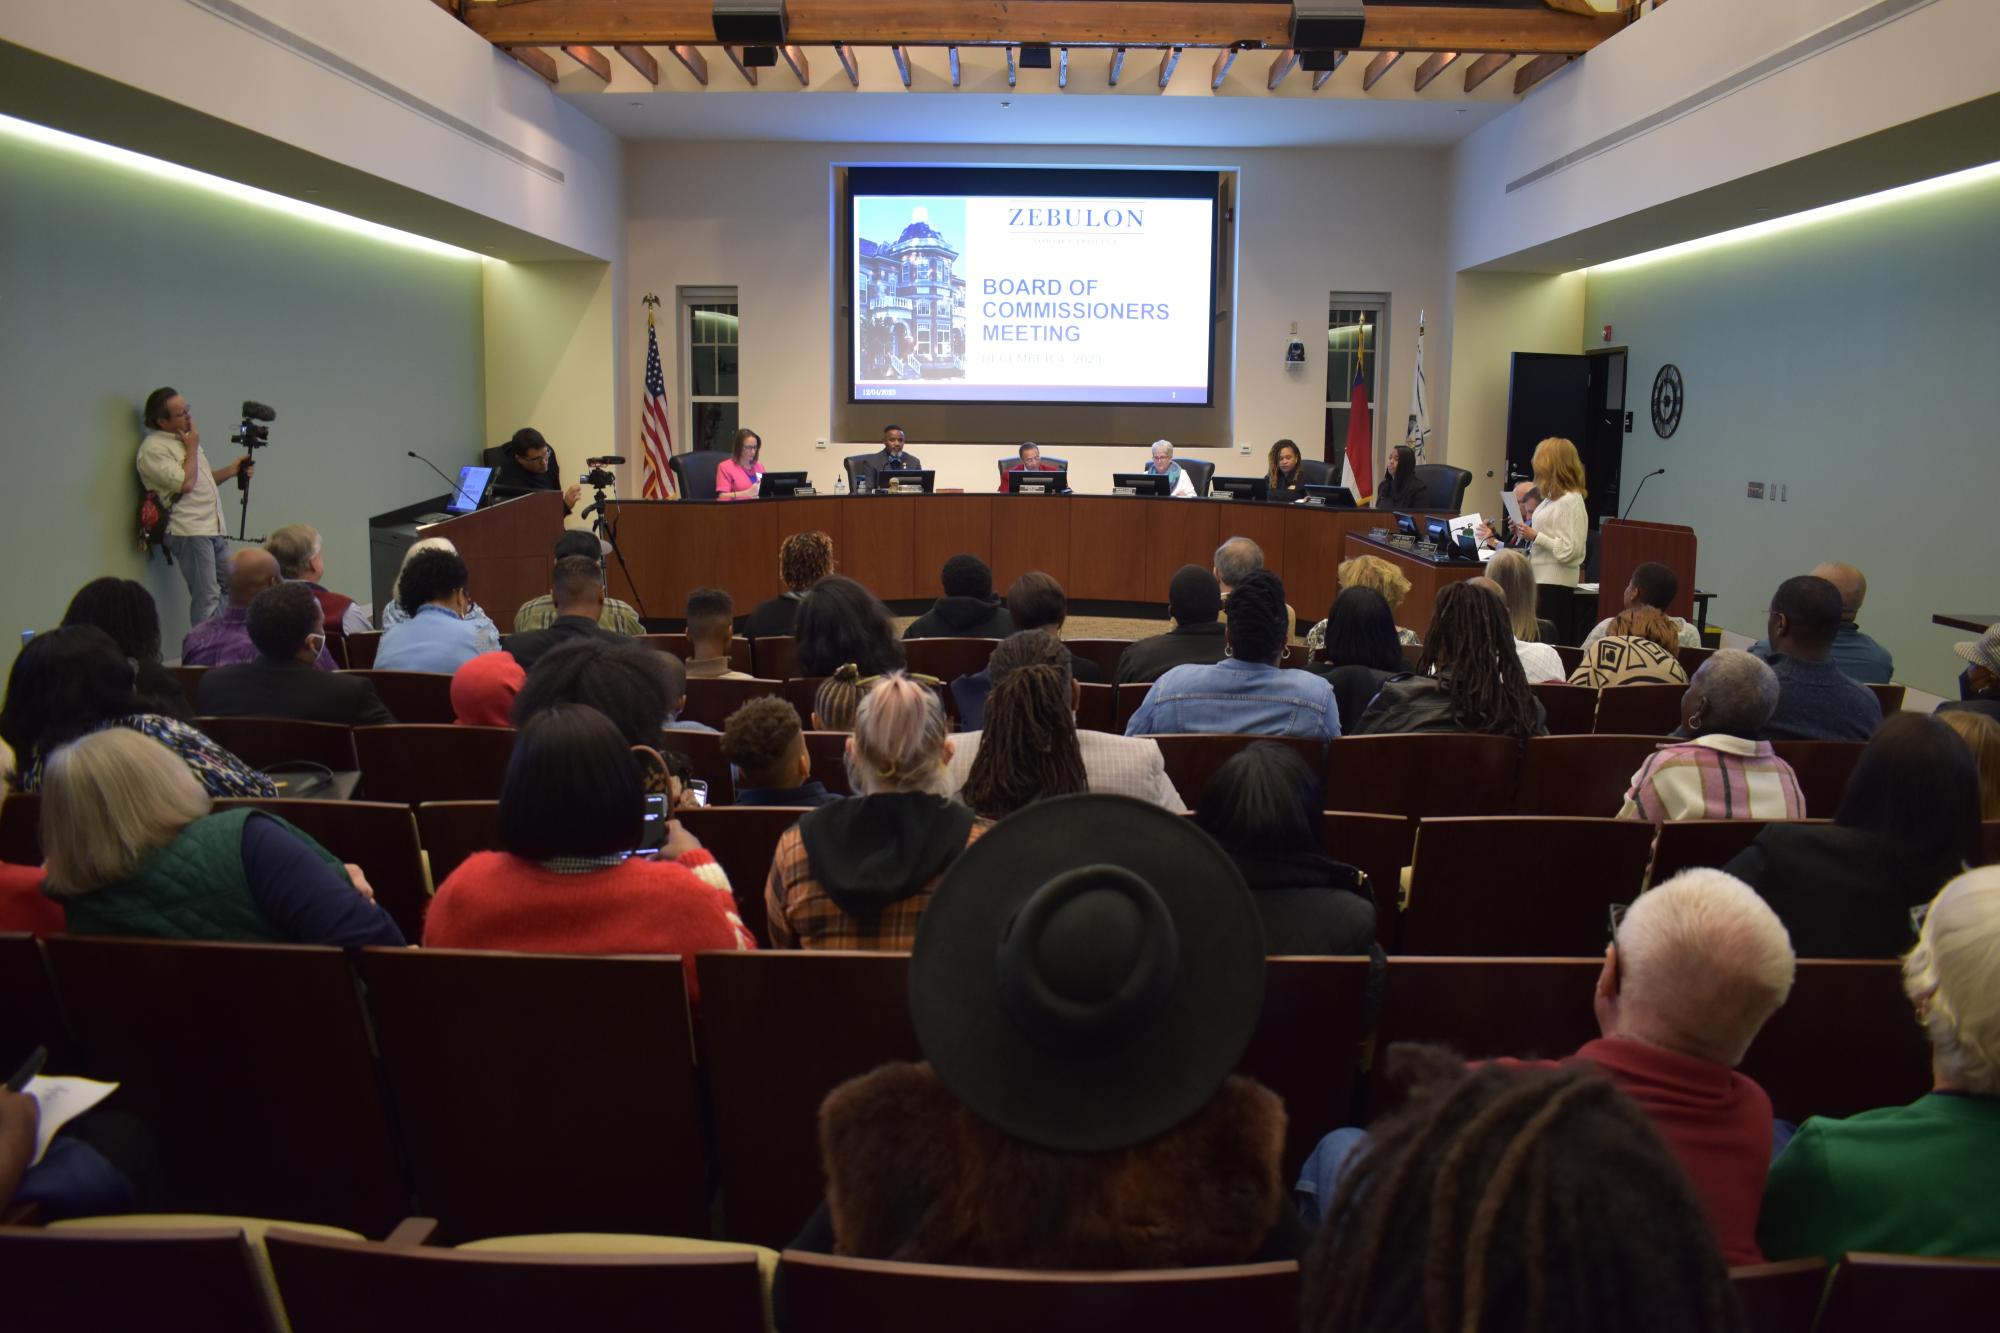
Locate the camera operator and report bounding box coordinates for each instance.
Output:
[493,427,582,514]
[136,387,255,624]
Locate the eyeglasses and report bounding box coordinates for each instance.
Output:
[1606,901,1631,944]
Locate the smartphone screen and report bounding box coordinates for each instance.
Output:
[686,779,710,808]
[630,793,668,857]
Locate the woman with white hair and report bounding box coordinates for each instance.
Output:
[1143,440,1197,498]
[377,536,501,650]
[1759,865,2000,1262]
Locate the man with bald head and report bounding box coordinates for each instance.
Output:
[1751,561,1893,684]
[180,545,334,669]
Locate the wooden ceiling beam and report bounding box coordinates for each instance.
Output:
[560,43,612,80]
[666,43,708,84]
[1209,46,1237,91]
[1461,52,1512,93]
[781,43,811,84]
[1361,50,1402,92]
[615,43,660,83]
[722,45,759,86]
[1411,50,1459,93]
[503,45,560,84]
[833,43,858,85]
[461,3,1626,56]
[1514,51,1573,93]
[1266,48,1297,91]
[1310,62,1339,91]
[1157,45,1183,89]
[1545,0,1636,14]
[891,45,911,87]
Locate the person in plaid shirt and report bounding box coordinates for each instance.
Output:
[766,673,984,950]
[1619,651,1805,823]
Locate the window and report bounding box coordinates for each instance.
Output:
[680,287,738,455]
[1325,295,1387,479]
[917,300,931,317]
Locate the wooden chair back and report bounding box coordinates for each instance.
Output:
[1075,682,1115,734]
[344,670,456,724]
[265,1229,766,1333]
[1678,644,1717,675]
[1552,644,1585,677]
[752,635,798,680]
[1323,734,1522,818]
[1866,682,1906,715]
[1242,958,1374,1178]
[1514,734,1664,817]
[675,806,812,948]
[1814,1253,2000,1333]
[679,677,784,731]
[169,663,209,712]
[415,800,502,890]
[1114,683,1151,732]
[640,632,753,674]
[0,793,40,866]
[778,1253,1301,1333]
[1647,819,1808,886]
[353,725,517,804]
[0,1225,279,1333]
[660,729,734,803]
[357,949,708,1241]
[1591,683,1685,735]
[696,951,920,1247]
[784,676,824,731]
[213,799,430,942]
[194,716,359,773]
[1529,682,1599,736]
[1320,811,1414,939]
[1739,960,1935,1123]
[344,631,382,669]
[1147,734,1325,807]
[1400,818,1653,956]
[801,730,855,795]
[902,637,1002,684]
[0,932,71,1073]
[1728,1258,1827,1333]
[43,937,406,1233]
[1064,638,1131,683]
[1768,741,1866,818]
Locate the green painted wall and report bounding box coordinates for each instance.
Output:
[0,127,484,675]
[1584,172,2000,698]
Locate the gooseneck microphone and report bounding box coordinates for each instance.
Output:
[1622,468,1666,521]
[408,449,462,495]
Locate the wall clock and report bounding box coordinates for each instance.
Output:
[1651,364,1684,438]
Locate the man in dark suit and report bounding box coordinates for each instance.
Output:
[197,582,396,724]
[854,424,923,487]
[505,555,622,671]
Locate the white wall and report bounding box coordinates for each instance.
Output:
[1442,271,1586,495]
[625,140,1451,495]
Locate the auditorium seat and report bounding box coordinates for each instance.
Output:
[415,800,502,887]
[678,677,784,731]
[357,948,710,1242]
[1678,644,1717,676]
[1398,817,1653,956]
[1148,734,1324,807]
[1514,734,1662,817]
[353,725,517,804]
[0,793,40,866]
[661,729,734,802]
[667,449,728,502]
[901,637,1000,684]
[641,632,753,675]
[751,635,797,680]
[1401,642,1425,670]
[266,1226,767,1333]
[675,805,813,947]
[1866,682,1906,715]
[1987,821,2000,866]
[1728,1259,1827,1333]
[214,798,430,942]
[778,1252,1300,1333]
[1063,639,1130,683]
[194,716,359,773]
[801,730,855,795]
[1321,812,1414,948]
[0,1222,291,1333]
[783,676,824,730]
[1114,682,1150,732]
[696,951,921,1247]
[168,663,208,712]
[1240,957,1373,1178]
[1739,960,1933,1122]
[343,631,382,669]
[344,670,456,724]
[1590,682,1684,734]
[1529,682,1598,735]
[1075,681,1115,733]
[1552,644,1585,678]
[1646,819,1818,887]
[1813,1253,2000,1333]
[0,932,72,1073]
[43,936,407,1233]
[1323,734,1520,819]
[1409,463,1471,511]
[1768,740,1865,817]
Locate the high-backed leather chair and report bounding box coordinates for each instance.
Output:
[667,450,727,501]
[1297,458,1337,487]
[1179,458,1216,496]
[1410,463,1471,511]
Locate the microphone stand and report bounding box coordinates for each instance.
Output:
[1622,469,1666,521]
[407,450,462,499]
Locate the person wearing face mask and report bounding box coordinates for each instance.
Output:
[375,547,489,674]
[195,583,396,725]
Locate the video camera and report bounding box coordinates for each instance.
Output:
[231,400,276,451]
[580,454,624,490]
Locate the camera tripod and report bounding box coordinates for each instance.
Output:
[581,483,648,621]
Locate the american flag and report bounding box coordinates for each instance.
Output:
[640,301,677,499]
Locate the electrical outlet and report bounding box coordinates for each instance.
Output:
[815,438,827,450]
[1239,442,1251,454]
[1747,481,1764,499]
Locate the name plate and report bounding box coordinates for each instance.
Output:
[794,485,817,497]
[1112,486,1137,496]
[1213,491,1235,501]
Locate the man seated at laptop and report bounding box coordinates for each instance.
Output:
[197,583,395,725]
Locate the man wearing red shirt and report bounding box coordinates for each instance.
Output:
[997,441,1063,491]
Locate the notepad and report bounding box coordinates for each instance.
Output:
[24,1075,119,1166]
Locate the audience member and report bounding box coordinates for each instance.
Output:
[1725,712,1981,956]
[1582,561,1701,650]
[722,695,838,807]
[1935,709,2000,819]
[196,583,395,725]
[379,537,501,648]
[512,531,643,635]
[794,574,905,679]
[505,556,621,671]
[765,674,977,949]
[450,651,525,727]
[1488,551,1563,682]
[40,728,401,945]
[1143,438,1198,497]
[1760,866,2000,1263]
[1938,625,2000,721]
[1,625,275,796]
[953,569,1102,727]
[1307,553,1423,655]
[1751,561,1893,684]
[1115,565,1228,685]
[1752,575,1882,741]
[183,547,333,669]
[425,706,750,993]
[740,530,834,640]
[1308,587,1405,732]
[947,630,1183,814]
[796,795,1295,1267]
[1371,443,1423,510]
[1127,570,1338,744]
[1214,536,1296,642]
[265,522,375,641]
[0,860,63,936]
[1570,606,1691,688]
[1194,743,1376,956]
[903,554,1014,640]
[683,587,752,679]
[812,663,865,732]
[0,1087,156,1221]
[59,577,189,719]
[377,547,488,674]
[1353,581,1546,741]
[1619,651,1803,823]
[1300,1050,1741,1333]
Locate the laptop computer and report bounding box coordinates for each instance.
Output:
[446,465,494,515]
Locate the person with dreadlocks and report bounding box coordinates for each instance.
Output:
[1351,579,1547,739]
[946,630,1183,815]
[1300,1048,1744,1333]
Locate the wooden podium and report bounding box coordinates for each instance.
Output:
[1596,519,1698,623]
[367,489,565,627]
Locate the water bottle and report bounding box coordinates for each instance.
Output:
[835,472,847,495]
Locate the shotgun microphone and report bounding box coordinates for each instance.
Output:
[1622,468,1666,521]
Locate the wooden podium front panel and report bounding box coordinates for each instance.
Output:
[912,496,995,591]
[770,499,846,594]
[421,489,565,628]
[1596,520,1698,623]
[840,497,920,601]
[1343,533,1483,633]
[1144,500,1223,601]
[992,494,1070,590]
[1067,498,1151,602]
[1218,502,1288,586]
[1282,508,1372,626]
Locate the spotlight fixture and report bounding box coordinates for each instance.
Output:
[1019,43,1054,70]
[713,0,787,45]
[1293,0,1365,55]
[742,44,779,67]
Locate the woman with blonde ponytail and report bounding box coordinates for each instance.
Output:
[765,673,984,949]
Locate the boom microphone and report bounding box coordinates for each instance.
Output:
[586,455,628,466]
[1622,468,1666,521]
[407,449,461,494]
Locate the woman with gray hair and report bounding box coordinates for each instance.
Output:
[1759,865,2000,1262]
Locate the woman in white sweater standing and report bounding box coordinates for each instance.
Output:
[1512,436,1589,643]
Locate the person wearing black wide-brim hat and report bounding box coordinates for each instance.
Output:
[784,794,1304,1269]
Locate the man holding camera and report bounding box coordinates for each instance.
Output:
[494,427,582,514]
[136,386,256,624]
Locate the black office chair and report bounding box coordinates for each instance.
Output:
[1411,463,1472,511]
[841,455,875,491]
[994,455,1070,484]
[1179,459,1217,497]
[1297,459,1337,487]
[668,450,727,501]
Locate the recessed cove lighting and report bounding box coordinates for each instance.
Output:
[0,111,480,260]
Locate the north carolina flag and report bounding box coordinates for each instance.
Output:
[1341,364,1373,504]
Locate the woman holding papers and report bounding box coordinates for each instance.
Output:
[1512,436,1590,641]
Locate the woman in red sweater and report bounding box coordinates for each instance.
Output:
[425,704,753,998]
